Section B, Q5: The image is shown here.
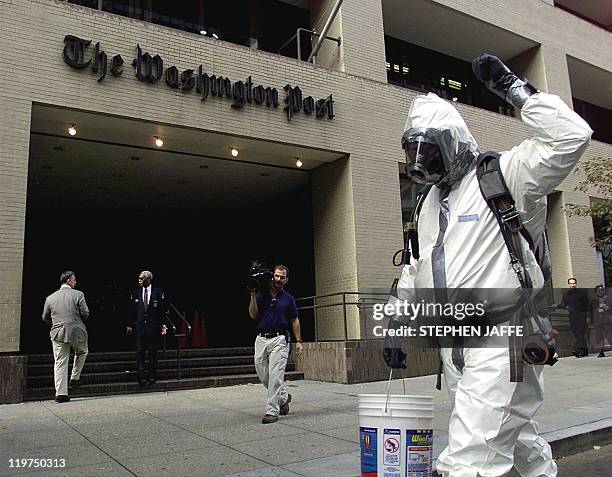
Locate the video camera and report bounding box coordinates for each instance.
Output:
[247,260,273,292]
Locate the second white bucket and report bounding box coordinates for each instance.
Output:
[359,394,434,477]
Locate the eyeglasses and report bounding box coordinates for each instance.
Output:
[270,298,277,309]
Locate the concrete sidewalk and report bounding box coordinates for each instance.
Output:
[1,356,612,477]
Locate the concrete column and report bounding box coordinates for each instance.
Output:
[311,0,387,82]
[509,44,573,105]
[311,156,359,340]
[0,97,31,353]
[561,190,600,286]
[350,154,404,294]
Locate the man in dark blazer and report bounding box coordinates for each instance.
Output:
[126,270,167,385]
[42,270,89,403]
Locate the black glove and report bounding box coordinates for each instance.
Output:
[472,53,511,84]
[472,53,536,109]
[383,317,408,369]
[383,346,407,369]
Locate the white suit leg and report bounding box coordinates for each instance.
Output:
[512,367,557,477]
[435,346,555,477]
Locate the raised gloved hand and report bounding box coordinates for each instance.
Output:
[472,53,537,109]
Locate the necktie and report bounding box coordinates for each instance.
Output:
[144,288,149,311]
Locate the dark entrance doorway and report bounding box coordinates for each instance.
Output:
[20,106,339,354]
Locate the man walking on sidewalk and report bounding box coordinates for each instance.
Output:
[249,265,303,424]
[42,270,90,403]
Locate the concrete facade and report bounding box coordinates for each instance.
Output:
[0,0,610,357]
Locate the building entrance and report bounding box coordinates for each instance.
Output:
[21,105,340,354]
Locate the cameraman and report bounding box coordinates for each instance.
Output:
[249,264,303,424]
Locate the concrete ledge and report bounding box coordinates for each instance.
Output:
[297,333,577,384]
[546,418,612,458]
[0,354,27,403]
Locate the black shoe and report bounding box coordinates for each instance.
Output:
[279,393,292,416]
[262,414,278,424]
[572,351,581,358]
[147,378,157,385]
[54,395,70,403]
[69,379,81,389]
[598,351,606,358]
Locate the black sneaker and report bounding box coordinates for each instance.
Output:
[54,395,70,403]
[279,394,292,416]
[598,351,606,358]
[262,414,278,424]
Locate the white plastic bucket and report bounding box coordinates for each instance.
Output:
[359,394,433,477]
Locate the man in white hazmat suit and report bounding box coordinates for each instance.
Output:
[384,54,592,477]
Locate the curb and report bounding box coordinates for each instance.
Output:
[432,419,612,476]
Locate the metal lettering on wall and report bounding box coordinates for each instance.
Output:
[62,35,335,122]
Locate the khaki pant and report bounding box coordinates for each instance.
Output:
[254,335,289,416]
[51,339,88,397]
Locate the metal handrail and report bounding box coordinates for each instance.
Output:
[278,27,341,62]
[296,291,390,342]
[164,302,192,380]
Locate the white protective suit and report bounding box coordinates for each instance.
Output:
[395,92,592,477]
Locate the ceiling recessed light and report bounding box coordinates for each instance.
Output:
[295,158,303,168]
[230,148,239,157]
[130,156,140,161]
[53,146,64,152]
[67,124,77,136]
[154,136,164,148]
[199,165,209,169]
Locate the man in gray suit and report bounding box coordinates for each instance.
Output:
[42,270,90,403]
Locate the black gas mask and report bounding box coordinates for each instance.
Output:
[402,128,453,185]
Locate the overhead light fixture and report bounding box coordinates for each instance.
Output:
[199,29,207,36]
[67,124,77,136]
[230,148,239,157]
[295,158,303,168]
[154,136,164,148]
[212,33,219,40]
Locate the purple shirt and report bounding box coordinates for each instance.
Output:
[256,289,298,332]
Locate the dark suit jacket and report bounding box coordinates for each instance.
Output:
[129,286,166,336]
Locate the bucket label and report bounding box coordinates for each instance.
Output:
[406,429,433,477]
[360,427,378,477]
[383,428,401,477]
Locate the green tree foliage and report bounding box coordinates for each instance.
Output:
[565,156,612,249]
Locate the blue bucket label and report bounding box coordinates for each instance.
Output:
[383,428,401,477]
[360,427,378,477]
[406,429,433,477]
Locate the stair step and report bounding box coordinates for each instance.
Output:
[27,347,256,365]
[24,371,305,401]
[26,363,296,388]
[27,355,255,376]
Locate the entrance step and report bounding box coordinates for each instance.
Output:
[24,348,304,401]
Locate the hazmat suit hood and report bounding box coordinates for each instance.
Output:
[403,93,479,187]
